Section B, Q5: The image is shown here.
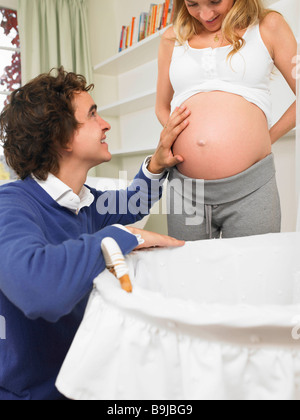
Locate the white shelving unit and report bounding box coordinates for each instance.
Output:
[98,89,156,117]
[94,26,169,77]
[110,146,156,158]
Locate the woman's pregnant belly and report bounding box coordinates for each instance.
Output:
[173,92,272,180]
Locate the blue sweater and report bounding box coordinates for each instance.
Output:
[0,165,165,400]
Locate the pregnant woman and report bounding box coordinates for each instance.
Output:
[156,0,297,240]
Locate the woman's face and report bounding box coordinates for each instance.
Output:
[184,0,235,32]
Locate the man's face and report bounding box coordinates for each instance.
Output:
[69,91,112,168]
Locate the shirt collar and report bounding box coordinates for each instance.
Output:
[33,173,95,214]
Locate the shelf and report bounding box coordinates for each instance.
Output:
[98,89,156,117]
[110,146,156,158]
[94,26,170,76]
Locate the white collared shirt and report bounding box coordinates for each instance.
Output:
[33,173,95,214]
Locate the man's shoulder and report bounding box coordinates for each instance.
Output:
[0,178,31,194]
[0,178,42,210]
[0,179,24,195]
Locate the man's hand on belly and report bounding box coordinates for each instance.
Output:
[148,105,191,174]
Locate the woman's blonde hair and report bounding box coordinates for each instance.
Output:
[173,0,275,59]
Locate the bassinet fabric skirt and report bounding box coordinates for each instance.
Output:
[56,233,300,400]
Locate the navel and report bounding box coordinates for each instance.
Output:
[197,140,206,147]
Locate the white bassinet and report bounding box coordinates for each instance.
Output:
[56,232,300,400]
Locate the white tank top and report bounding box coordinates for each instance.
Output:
[169,24,274,128]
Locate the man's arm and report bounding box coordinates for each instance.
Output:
[0,198,138,323]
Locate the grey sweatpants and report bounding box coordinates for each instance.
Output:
[167,154,281,241]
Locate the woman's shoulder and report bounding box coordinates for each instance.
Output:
[260,11,288,33]
[259,11,296,57]
[162,26,177,43]
[159,26,177,58]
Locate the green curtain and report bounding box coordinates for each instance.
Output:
[18,0,93,85]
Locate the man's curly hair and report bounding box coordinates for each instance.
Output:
[0,67,94,180]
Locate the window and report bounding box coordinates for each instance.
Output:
[0,7,21,178]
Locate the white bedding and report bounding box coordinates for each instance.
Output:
[56,232,300,400]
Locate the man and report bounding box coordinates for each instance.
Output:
[0,67,190,400]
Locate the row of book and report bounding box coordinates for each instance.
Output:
[119,0,175,52]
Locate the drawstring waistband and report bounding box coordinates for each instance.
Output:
[168,154,276,206]
[205,205,220,239]
[205,205,213,239]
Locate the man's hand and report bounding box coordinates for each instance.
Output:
[127,227,185,250]
[147,106,190,174]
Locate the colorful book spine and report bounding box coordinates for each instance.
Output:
[118,1,176,53]
[130,17,136,47]
[125,26,130,49]
[138,12,147,42]
[119,25,126,52]
[168,0,175,26]
[151,5,158,35]
[163,0,170,28]
[132,16,139,45]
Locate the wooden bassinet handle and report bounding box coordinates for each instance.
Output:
[101,237,133,293]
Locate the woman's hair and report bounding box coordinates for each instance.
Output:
[173,0,275,59]
[0,67,94,181]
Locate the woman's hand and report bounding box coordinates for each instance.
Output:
[147,106,190,174]
[126,227,185,250]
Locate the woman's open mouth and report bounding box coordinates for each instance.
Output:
[205,15,220,25]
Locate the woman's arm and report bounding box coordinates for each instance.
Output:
[262,12,297,144]
[156,27,176,127]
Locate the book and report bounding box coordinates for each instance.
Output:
[167,0,175,26]
[156,4,163,32]
[130,17,136,47]
[119,25,126,52]
[138,12,146,42]
[118,1,176,53]
[163,0,170,27]
[132,16,139,45]
[125,26,130,49]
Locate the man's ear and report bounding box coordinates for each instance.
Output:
[62,136,74,153]
[63,144,73,153]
